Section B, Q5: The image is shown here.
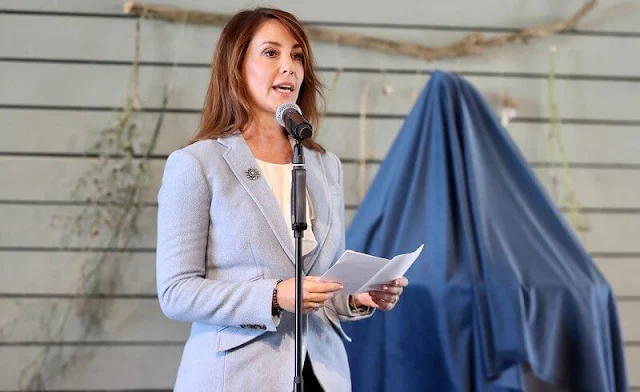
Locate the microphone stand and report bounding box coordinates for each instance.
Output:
[291,139,306,392]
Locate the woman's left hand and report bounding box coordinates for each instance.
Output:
[353,277,408,311]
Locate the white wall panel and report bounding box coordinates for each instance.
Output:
[1,0,638,389]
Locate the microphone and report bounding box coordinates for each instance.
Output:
[275,103,313,140]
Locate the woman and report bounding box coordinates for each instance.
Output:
[156,7,408,391]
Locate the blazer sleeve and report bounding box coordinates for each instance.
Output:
[326,152,375,321]
[156,149,279,331]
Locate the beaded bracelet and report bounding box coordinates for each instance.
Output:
[272,279,283,317]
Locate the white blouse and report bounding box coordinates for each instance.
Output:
[255,158,318,256]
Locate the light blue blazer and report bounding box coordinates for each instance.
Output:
[156,132,372,392]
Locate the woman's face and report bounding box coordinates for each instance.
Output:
[242,20,305,120]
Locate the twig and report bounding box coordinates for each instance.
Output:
[123,0,597,62]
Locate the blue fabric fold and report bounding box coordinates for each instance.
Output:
[343,70,628,392]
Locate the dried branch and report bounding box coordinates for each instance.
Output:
[16,17,172,389]
[123,0,597,62]
[545,47,589,238]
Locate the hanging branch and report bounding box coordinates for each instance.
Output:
[546,46,589,239]
[15,17,174,389]
[124,0,597,62]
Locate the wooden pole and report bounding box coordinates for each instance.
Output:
[123,0,597,62]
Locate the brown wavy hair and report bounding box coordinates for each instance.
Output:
[186,7,326,153]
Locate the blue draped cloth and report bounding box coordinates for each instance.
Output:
[343,70,628,391]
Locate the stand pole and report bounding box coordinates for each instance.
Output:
[291,140,307,392]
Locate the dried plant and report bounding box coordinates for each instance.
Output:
[546,46,590,239]
[15,18,171,389]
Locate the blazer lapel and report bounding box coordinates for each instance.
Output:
[218,134,295,263]
[217,134,332,272]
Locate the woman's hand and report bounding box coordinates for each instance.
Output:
[276,276,343,314]
[353,277,408,311]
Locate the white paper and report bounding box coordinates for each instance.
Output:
[320,244,424,294]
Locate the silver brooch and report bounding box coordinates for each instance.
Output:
[246,167,260,180]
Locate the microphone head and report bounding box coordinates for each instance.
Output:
[275,103,301,127]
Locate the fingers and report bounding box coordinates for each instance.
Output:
[370,292,398,311]
[303,276,344,293]
[305,291,336,303]
[377,276,408,295]
[302,301,324,314]
[370,278,406,311]
[280,277,345,314]
[353,293,380,309]
[302,281,341,311]
[278,277,342,314]
[379,284,403,295]
[385,277,409,288]
[370,291,399,305]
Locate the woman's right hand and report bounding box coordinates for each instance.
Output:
[276,276,343,314]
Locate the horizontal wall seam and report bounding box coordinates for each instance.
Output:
[2,57,639,82]
[1,9,638,37]
[2,105,639,126]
